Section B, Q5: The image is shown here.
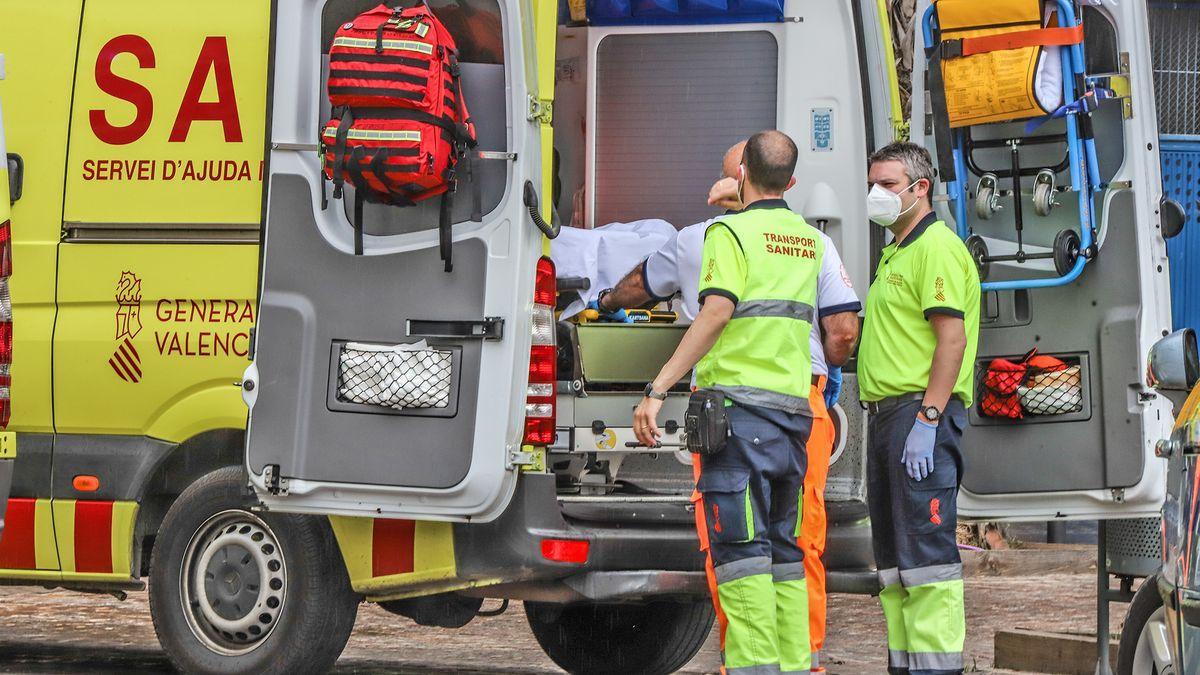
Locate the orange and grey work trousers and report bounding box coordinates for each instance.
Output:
[801,376,835,671]
[692,401,814,674]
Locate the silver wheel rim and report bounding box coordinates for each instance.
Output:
[179,509,287,656]
[1132,605,1173,675]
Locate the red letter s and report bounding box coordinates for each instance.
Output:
[89,34,155,146]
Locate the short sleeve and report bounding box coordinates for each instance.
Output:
[698,223,746,306]
[817,234,861,317]
[919,246,970,320]
[642,230,682,301]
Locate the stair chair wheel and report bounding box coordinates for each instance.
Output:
[1053,229,1081,277]
[975,173,1001,221]
[965,234,990,281]
[1033,169,1058,217]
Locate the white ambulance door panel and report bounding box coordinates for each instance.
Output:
[245,0,542,522]
[908,0,1172,519]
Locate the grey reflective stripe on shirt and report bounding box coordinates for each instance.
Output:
[714,385,813,415]
[909,651,964,670]
[732,299,816,323]
[900,563,963,587]
[888,650,908,667]
[715,555,772,584]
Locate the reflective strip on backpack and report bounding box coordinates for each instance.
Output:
[332,37,434,55]
[323,128,422,143]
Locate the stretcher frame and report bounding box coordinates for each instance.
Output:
[922,0,1104,292]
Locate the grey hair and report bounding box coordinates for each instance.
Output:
[868,141,937,203]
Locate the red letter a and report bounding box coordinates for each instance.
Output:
[169,36,242,143]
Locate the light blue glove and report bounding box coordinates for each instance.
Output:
[901,417,938,481]
[586,300,633,323]
[823,367,843,410]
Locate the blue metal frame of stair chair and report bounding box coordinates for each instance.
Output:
[921,0,1100,292]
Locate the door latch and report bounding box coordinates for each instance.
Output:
[527,96,553,125]
[262,464,289,496]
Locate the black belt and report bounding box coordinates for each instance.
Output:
[863,393,964,415]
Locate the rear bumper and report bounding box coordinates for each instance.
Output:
[453,474,879,601]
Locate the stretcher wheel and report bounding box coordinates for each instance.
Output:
[975,173,1000,221]
[965,234,990,281]
[1033,169,1058,217]
[1053,229,1080,277]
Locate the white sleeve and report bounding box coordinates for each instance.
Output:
[817,233,861,317]
[642,230,682,300]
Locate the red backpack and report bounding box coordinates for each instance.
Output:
[322,2,477,270]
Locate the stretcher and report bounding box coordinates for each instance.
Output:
[922,0,1106,291]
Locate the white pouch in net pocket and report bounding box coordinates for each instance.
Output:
[1018,365,1083,415]
[338,340,452,409]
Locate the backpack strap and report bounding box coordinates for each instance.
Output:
[347,145,369,255]
[331,107,354,200]
[439,188,454,273]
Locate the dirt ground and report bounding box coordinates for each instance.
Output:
[0,570,1126,674]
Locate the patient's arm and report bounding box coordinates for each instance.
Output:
[598,263,654,312]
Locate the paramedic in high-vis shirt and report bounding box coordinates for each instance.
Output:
[599,143,860,671]
[633,130,839,675]
[858,142,980,675]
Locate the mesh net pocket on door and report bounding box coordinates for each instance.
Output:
[1018,365,1083,415]
[338,341,452,410]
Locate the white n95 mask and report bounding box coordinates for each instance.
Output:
[867,181,919,226]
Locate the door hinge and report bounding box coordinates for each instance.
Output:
[263,464,289,496]
[527,96,553,125]
[508,446,542,470]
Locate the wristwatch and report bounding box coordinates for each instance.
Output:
[920,405,942,423]
[596,288,615,312]
[644,383,669,400]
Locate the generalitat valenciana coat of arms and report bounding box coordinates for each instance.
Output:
[110,271,144,383]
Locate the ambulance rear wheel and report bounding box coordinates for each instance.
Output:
[149,466,360,675]
[525,599,714,675]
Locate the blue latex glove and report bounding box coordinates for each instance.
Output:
[586,300,633,323]
[901,417,938,481]
[823,367,843,410]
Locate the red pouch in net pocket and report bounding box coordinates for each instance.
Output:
[980,350,1036,419]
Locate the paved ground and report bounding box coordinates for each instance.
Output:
[0,570,1126,674]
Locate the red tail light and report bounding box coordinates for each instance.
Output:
[0,219,12,428]
[523,257,556,446]
[540,538,589,564]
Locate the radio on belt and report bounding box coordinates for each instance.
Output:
[685,389,728,456]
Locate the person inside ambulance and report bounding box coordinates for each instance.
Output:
[599,141,860,671]
[631,131,857,674]
[858,142,980,675]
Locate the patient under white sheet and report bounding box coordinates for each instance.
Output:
[550,219,676,319]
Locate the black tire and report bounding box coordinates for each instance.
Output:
[1117,575,1169,675]
[149,467,359,675]
[525,599,714,674]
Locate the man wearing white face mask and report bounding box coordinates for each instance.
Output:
[858,142,979,675]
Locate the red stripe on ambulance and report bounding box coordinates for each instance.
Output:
[0,498,36,569]
[74,500,114,573]
[371,518,416,577]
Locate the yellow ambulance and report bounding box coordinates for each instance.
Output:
[0,1,1177,674]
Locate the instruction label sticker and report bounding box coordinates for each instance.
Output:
[811,108,833,152]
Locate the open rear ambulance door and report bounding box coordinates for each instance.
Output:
[245,0,547,522]
[908,0,1173,520]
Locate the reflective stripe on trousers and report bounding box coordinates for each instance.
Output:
[869,399,967,675]
[693,403,814,674]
